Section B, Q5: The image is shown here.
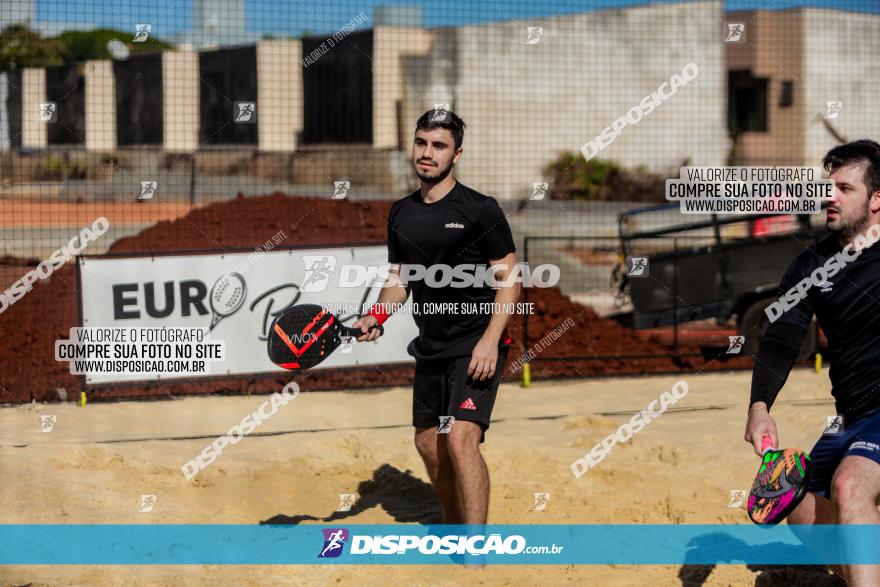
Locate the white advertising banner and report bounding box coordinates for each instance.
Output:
[78,246,418,384]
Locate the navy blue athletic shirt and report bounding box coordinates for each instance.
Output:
[751,234,880,420]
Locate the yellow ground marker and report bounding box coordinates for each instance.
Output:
[521,363,531,388]
[80,392,87,407]
[815,353,823,373]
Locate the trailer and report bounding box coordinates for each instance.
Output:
[613,204,824,358]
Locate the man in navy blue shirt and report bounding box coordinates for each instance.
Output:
[745,140,880,585]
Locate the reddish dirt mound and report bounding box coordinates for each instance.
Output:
[508,287,721,378]
[109,193,392,254]
[0,192,749,404]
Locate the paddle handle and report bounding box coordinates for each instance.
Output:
[342,324,384,338]
[761,435,775,455]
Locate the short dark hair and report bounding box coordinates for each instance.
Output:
[415,109,466,150]
[822,139,880,196]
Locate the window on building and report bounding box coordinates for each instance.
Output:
[302,30,373,145]
[46,64,85,145]
[779,80,794,108]
[115,54,164,146]
[728,70,768,134]
[199,46,258,146]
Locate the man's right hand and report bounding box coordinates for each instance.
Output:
[744,402,779,456]
[352,315,382,342]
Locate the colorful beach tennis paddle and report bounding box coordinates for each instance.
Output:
[747,435,812,525]
[267,304,382,371]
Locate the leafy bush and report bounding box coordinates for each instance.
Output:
[542,151,667,202]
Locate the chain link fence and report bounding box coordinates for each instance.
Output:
[1,0,878,402]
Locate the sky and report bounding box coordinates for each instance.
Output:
[33,0,880,39]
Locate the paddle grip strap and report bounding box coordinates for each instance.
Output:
[342,324,384,338]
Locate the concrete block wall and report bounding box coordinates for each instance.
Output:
[21,68,47,149]
[402,1,728,200]
[256,39,303,152]
[84,60,116,151]
[372,26,433,149]
[163,51,199,152]
[801,8,880,165]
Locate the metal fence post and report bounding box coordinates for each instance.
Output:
[189,154,196,205]
[673,237,679,355]
[523,236,530,353]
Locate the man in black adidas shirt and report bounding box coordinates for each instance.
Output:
[352,109,519,525]
[744,140,880,586]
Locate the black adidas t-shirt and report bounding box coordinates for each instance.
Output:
[387,181,516,361]
[775,234,880,418]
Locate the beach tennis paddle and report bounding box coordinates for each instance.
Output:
[267,303,382,370]
[747,435,812,525]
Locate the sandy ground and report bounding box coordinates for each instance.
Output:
[0,368,847,586]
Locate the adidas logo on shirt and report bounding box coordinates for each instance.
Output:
[445,222,465,229]
[459,397,477,410]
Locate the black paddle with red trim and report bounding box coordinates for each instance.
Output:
[267,304,383,370]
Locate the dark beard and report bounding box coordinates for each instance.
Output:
[415,159,454,184]
[833,200,871,242]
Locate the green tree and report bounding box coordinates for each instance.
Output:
[1,25,174,72]
[56,28,172,63]
[0,25,63,70]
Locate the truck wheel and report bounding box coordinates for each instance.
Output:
[739,298,817,361]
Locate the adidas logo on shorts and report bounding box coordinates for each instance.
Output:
[459,397,477,410]
[445,222,465,229]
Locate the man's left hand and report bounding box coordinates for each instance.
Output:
[468,336,498,381]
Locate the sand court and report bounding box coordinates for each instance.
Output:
[0,368,846,586]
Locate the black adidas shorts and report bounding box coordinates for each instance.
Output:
[412,345,510,443]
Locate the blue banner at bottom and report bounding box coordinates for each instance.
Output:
[1,524,878,565]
